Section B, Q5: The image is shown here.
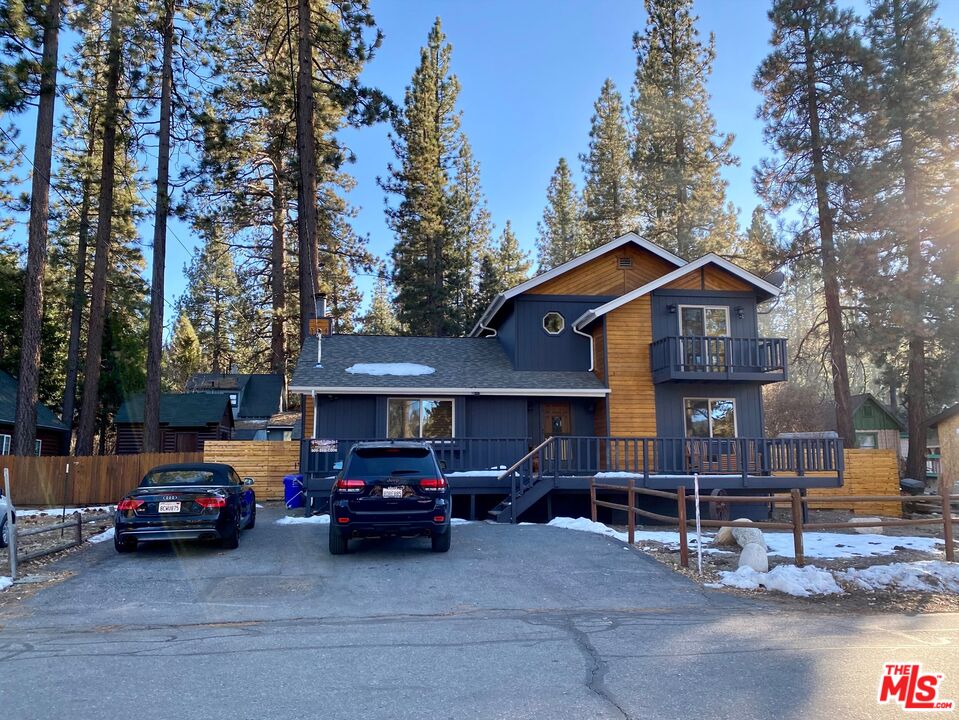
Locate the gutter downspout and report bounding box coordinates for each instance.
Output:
[573,324,594,372]
[477,321,497,338]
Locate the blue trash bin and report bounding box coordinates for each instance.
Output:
[283,473,304,509]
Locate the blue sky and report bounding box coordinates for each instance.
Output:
[7,0,959,329]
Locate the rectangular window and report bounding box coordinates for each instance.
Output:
[856,432,878,449]
[0,434,9,455]
[229,393,238,408]
[387,398,454,438]
[684,398,737,438]
[679,305,729,337]
[34,439,41,455]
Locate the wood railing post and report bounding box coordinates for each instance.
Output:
[677,485,689,569]
[943,484,955,563]
[627,479,635,545]
[590,478,597,523]
[790,488,805,567]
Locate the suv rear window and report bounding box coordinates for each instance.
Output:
[346,447,437,477]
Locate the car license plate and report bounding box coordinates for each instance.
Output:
[158,502,181,513]
[382,486,404,499]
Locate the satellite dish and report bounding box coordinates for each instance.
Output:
[764,270,786,288]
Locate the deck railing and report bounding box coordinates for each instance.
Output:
[650,335,787,381]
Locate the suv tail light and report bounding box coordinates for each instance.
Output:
[420,478,447,492]
[195,496,227,509]
[335,478,365,493]
[117,498,144,511]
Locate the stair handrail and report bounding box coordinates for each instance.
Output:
[496,436,555,481]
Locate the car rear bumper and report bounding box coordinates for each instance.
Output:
[333,517,450,537]
[115,517,227,542]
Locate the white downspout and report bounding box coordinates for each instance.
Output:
[573,324,594,372]
[478,321,497,338]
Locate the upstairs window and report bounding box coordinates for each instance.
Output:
[387,398,454,438]
[684,398,737,438]
[679,305,729,337]
[543,311,565,335]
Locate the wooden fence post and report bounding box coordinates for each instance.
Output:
[790,488,805,567]
[627,479,635,545]
[677,485,689,569]
[943,485,955,563]
[589,478,597,523]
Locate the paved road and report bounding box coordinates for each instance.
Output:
[0,506,957,719]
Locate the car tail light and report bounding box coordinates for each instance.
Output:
[433,515,445,522]
[335,478,365,493]
[195,496,227,509]
[337,517,350,524]
[117,498,144,511]
[420,478,447,492]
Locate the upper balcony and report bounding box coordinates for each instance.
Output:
[650,335,788,384]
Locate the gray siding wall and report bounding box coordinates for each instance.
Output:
[465,396,528,437]
[651,290,758,340]
[512,295,613,371]
[314,395,378,438]
[654,383,765,438]
[496,308,518,364]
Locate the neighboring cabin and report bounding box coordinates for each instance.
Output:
[114,393,233,454]
[848,394,903,456]
[0,370,70,456]
[926,404,959,492]
[185,373,286,440]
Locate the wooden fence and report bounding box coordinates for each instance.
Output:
[807,449,902,516]
[0,452,203,506]
[203,441,299,501]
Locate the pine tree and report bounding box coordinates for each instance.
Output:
[854,0,959,481]
[630,0,739,259]
[535,157,584,270]
[162,314,204,390]
[360,276,401,335]
[493,221,531,290]
[581,79,635,250]
[733,206,780,276]
[754,0,867,449]
[382,17,465,336]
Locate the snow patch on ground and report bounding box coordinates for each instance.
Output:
[840,561,959,593]
[0,576,11,592]
[345,363,435,376]
[18,506,114,517]
[450,518,472,526]
[256,504,264,509]
[762,532,941,559]
[276,514,330,525]
[720,565,843,597]
[87,527,115,544]
[545,517,711,548]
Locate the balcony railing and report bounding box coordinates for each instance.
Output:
[650,335,788,383]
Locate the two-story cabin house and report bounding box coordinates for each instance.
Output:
[290,233,843,521]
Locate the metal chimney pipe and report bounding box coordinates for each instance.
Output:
[314,292,327,320]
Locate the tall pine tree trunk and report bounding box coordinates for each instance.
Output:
[75,6,121,456]
[296,0,319,342]
[143,0,175,453]
[802,23,855,448]
[61,100,98,439]
[270,148,286,378]
[12,0,60,456]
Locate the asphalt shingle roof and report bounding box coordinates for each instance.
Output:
[186,373,284,418]
[290,335,607,394]
[0,370,68,431]
[115,393,233,428]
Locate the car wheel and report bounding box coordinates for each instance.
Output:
[0,517,8,549]
[221,513,241,549]
[114,532,137,554]
[431,529,451,553]
[328,526,349,555]
[246,504,256,529]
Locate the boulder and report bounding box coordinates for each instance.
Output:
[851,517,884,535]
[738,542,769,573]
[714,517,753,546]
[732,525,767,551]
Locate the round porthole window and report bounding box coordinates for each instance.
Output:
[543,311,565,335]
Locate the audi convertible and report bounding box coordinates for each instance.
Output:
[114,463,256,553]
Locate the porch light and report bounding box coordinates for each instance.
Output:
[734,305,745,319]
[667,304,677,314]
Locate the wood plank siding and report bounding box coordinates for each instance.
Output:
[663,265,754,292]
[605,297,657,438]
[528,245,676,296]
[302,394,315,439]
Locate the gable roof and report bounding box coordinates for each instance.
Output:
[289,335,608,396]
[0,370,69,431]
[573,253,782,329]
[927,403,959,428]
[851,393,904,430]
[469,232,686,337]
[186,373,284,418]
[115,393,234,428]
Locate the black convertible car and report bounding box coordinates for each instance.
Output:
[114,463,256,553]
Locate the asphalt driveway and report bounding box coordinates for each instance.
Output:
[1,505,957,719]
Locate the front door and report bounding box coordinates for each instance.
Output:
[542,402,572,463]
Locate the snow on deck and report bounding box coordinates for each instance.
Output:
[345,363,435,376]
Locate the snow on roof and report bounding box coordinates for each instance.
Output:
[345,362,436,377]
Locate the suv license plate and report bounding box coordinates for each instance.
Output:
[382,486,404,499]
[158,502,181,513]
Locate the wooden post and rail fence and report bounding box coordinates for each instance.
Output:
[590,478,958,568]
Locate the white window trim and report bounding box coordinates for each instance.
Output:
[682,397,738,438]
[0,433,10,455]
[34,439,41,455]
[387,397,455,439]
[542,311,565,335]
[677,305,730,337]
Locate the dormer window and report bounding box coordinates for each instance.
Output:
[543,311,565,335]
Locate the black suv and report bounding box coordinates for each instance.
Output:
[329,441,451,554]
